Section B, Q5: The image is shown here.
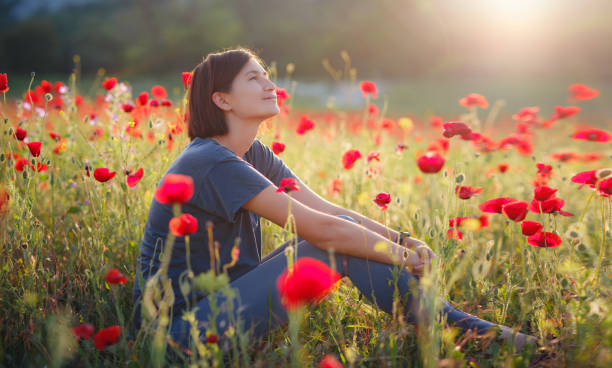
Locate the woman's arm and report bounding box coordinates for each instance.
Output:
[243,185,428,276]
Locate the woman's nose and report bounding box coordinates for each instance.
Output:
[264,78,276,91]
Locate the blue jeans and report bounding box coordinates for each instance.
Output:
[169,215,497,349]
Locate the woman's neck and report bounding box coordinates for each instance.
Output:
[212,115,262,158]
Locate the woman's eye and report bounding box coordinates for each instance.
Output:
[250,76,257,80]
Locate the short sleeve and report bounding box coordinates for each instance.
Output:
[248,139,298,186]
[193,157,272,223]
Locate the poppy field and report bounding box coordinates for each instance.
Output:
[0,67,611,368]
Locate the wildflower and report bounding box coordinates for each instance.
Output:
[447,228,463,240]
[479,197,517,214]
[15,158,31,172]
[328,178,342,194]
[154,173,194,205]
[101,77,117,91]
[105,269,127,285]
[598,177,612,196]
[276,88,290,107]
[72,323,95,341]
[527,231,562,248]
[551,151,579,162]
[32,162,48,172]
[416,151,445,174]
[40,80,53,93]
[521,221,543,236]
[93,168,116,183]
[459,93,488,109]
[368,104,379,116]
[359,81,378,99]
[277,177,300,193]
[93,326,122,350]
[512,107,539,123]
[373,192,391,210]
[26,142,41,157]
[430,116,443,129]
[122,103,134,113]
[427,139,450,155]
[572,128,611,142]
[126,168,144,188]
[169,213,198,236]
[501,201,528,222]
[276,257,342,310]
[151,85,167,99]
[49,131,61,141]
[442,121,472,139]
[149,99,159,107]
[53,139,67,154]
[137,92,149,106]
[455,185,484,200]
[570,170,598,189]
[14,128,27,141]
[528,197,574,216]
[367,151,380,163]
[161,100,172,107]
[271,141,285,155]
[568,83,599,101]
[498,163,509,173]
[533,186,557,201]
[319,354,344,368]
[342,149,362,170]
[296,115,315,135]
[552,105,580,120]
[206,333,219,344]
[182,72,192,89]
[536,163,553,177]
[0,73,8,93]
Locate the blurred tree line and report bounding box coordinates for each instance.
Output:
[1,0,612,80]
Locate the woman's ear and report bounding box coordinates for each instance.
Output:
[212,91,232,112]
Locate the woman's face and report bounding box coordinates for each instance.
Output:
[215,58,279,121]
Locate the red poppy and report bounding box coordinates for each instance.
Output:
[479,197,516,214]
[126,168,144,188]
[580,152,603,162]
[528,197,574,216]
[271,142,285,155]
[572,128,611,143]
[182,72,192,89]
[105,268,127,284]
[598,177,612,197]
[206,333,219,344]
[26,142,41,157]
[0,73,8,93]
[149,99,159,107]
[359,81,378,99]
[328,178,342,194]
[93,168,116,183]
[169,213,198,236]
[373,192,391,210]
[395,142,408,153]
[552,106,580,120]
[296,115,315,135]
[93,325,122,350]
[459,93,488,109]
[430,116,443,129]
[276,257,342,310]
[478,214,489,229]
[101,77,117,91]
[154,173,194,205]
[122,103,134,113]
[32,162,48,172]
[527,231,562,248]
[449,216,469,227]
[367,151,380,163]
[14,128,27,141]
[137,92,149,106]
[161,100,172,107]
[568,83,599,101]
[319,354,344,368]
[570,170,598,188]
[551,151,579,162]
[416,151,445,174]
[512,107,539,122]
[151,85,167,99]
[427,138,450,155]
[342,149,362,170]
[533,186,557,201]
[49,131,61,141]
[447,228,463,240]
[381,118,395,130]
[516,122,530,134]
[276,88,290,107]
[53,139,67,154]
[498,163,509,173]
[277,177,300,193]
[72,323,95,341]
[442,121,472,139]
[15,158,31,172]
[54,81,65,94]
[501,201,528,222]
[521,221,543,236]
[368,104,379,116]
[40,80,53,93]
[536,163,553,177]
[455,185,484,200]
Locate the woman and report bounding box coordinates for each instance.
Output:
[133,48,536,355]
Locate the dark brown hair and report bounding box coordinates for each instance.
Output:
[187,47,264,140]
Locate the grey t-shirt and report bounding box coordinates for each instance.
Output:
[133,137,297,320]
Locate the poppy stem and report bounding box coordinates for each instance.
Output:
[578,191,596,223]
[593,197,607,285]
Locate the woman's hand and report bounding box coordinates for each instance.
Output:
[401,237,436,276]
